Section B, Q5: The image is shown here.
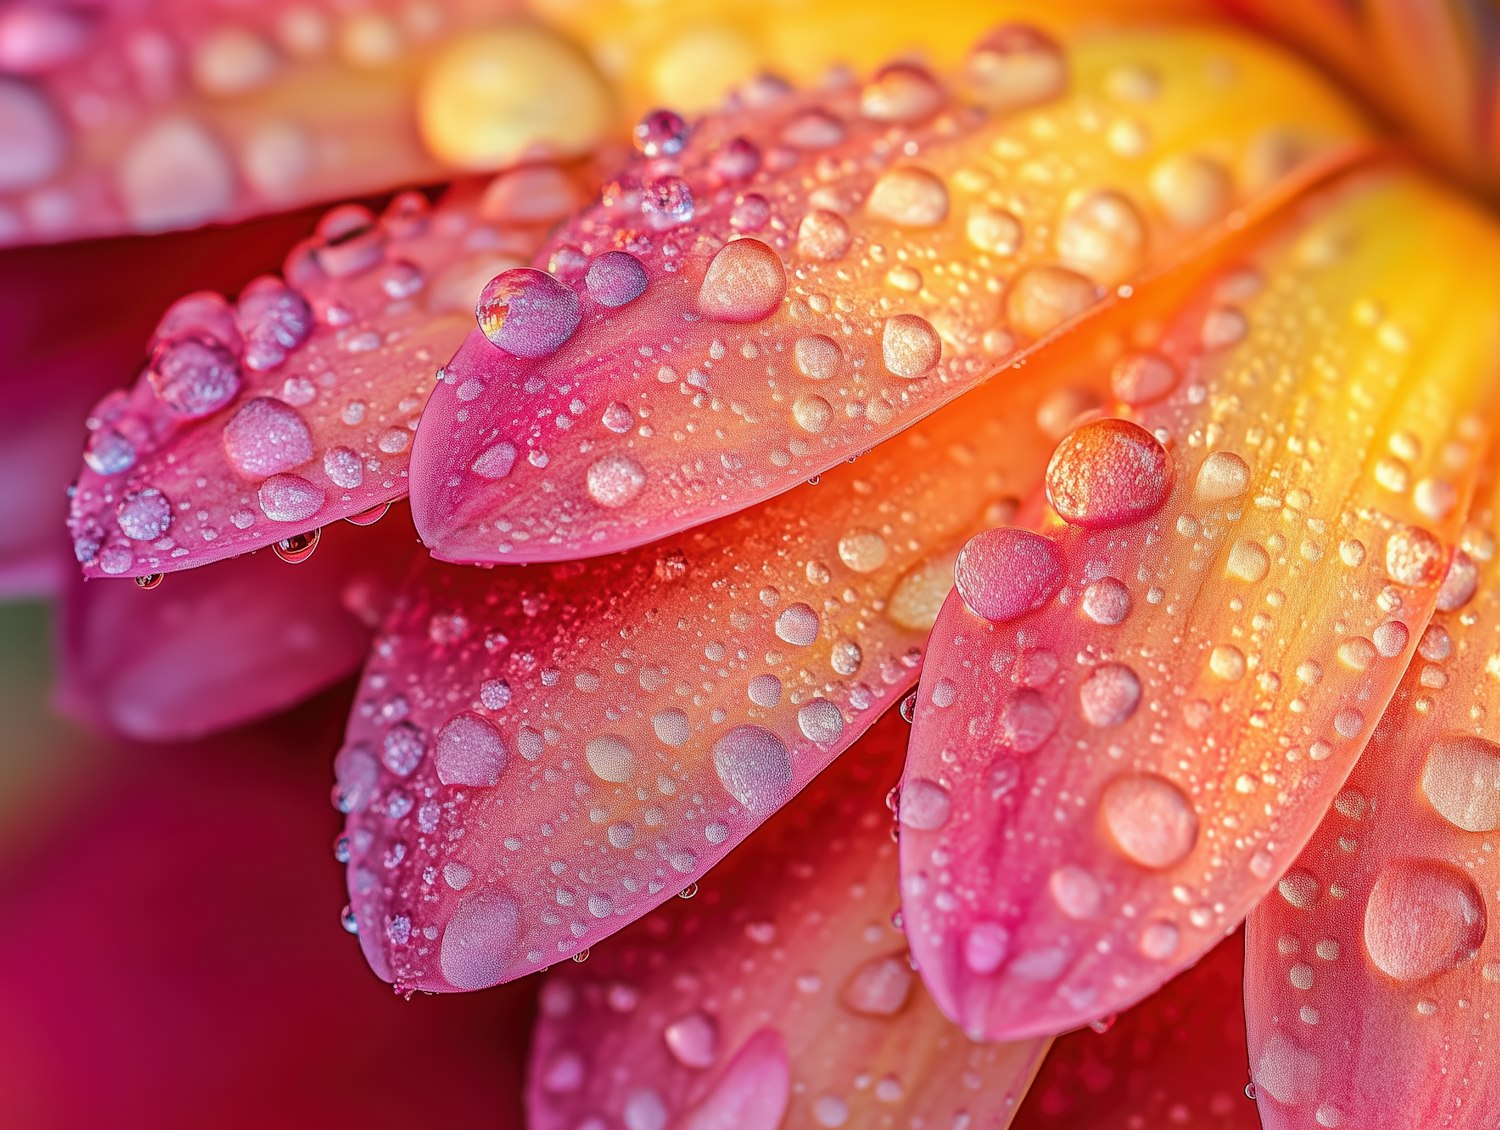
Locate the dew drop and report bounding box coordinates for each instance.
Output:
[1100,773,1197,869]
[1046,418,1173,529]
[1421,736,1500,832]
[1363,860,1486,981]
[712,725,793,815]
[476,268,581,358]
[273,528,321,563]
[697,238,786,323]
[954,527,1064,622]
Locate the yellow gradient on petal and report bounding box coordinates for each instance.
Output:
[901,166,1500,1040]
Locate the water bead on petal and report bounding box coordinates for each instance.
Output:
[954,528,1064,623]
[476,268,582,358]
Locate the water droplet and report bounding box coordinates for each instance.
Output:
[663,1011,718,1067]
[135,573,164,590]
[258,473,325,522]
[1078,663,1142,727]
[634,108,689,157]
[697,238,787,323]
[954,527,1064,622]
[1363,860,1486,981]
[1049,865,1103,920]
[881,314,941,378]
[965,25,1067,109]
[1081,577,1131,624]
[1110,351,1178,405]
[440,891,519,989]
[841,953,915,1015]
[867,166,949,227]
[273,528,320,563]
[223,397,313,477]
[585,735,636,783]
[116,487,173,541]
[1046,418,1173,528]
[797,699,845,744]
[712,725,793,814]
[586,453,647,508]
[774,603,820,646]
[1385,525,1445,587]
[1100,774,1197,869]
[1421,736,1500,832]
[345,501,392,526]
[585,250,649,308]
[1057,189,1147,284]
[797,210,852,261]
[898,778,951,830]
[148,336,242,418]
[1006,265,1097,340]
[1194,451,1252,504]
[435,711,508,787]
[476,268,581,358]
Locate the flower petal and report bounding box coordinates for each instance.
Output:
[57,505,418,741]
[0,1,615,246]
[1243,471,1500,1127]
[0,705,532,1125]
[1017,932,1258,1129]
[410,22,1369,563]
[900,167,1500,1040]
[66,167,582,580]
[527,708,1048,1130]
[338,243,1144,988]
[0,206,330,596]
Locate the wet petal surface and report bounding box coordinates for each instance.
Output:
[59,505,418,741]
[1244,462,1500,1128]
[901,168,1500,1040]
[1017,931,1258,1129]
[528,709,1047,1130]
[0,0,616,246]
[335,244,1147,988]
[67,167,582,579]
[411,23,1369,563]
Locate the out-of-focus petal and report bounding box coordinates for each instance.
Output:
[528,708,1048,1130]
[0,700,531,1126]
[66,166,583,580]
[0,206,328,598]
[538,0,1200,114]
[411,22,1369,564]
[1017,932,1258,1129]
[1217,0,1495,192]
[1244,468,1500,1128]
[0,0,620,246]
[57,504,419,742]
[901,167,1500,1040]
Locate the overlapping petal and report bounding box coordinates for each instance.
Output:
[58,505,419,741]
[66,166,584,580]
[0,205,330,597]
[339,287,1074,989]
[411,21,1369,563]
[528,708,1048,1130]
[901,167,1500,1040]
[1017,932,1257,1129]
[1244,467,1500,1127]
[0,0,624,247]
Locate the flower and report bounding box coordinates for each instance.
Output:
[4,1,1500,1126]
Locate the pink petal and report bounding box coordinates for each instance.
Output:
[0,705,531,1126]
[1016,932,1259,1129]
[900,169,1500,1040]
[409,24,1369,563]
[0,0,616,246]
[0,206,331,597]
[1243,487,1500,1126]
[337,269,1091,989]
[527,709,1048,1130]
[66,166,584,580]
[57,504,419,741]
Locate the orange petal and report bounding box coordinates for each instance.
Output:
[527,708,1048,1130]
[901,166,1500,1040]
[0,1,616,246]
[1244,466,1500,1127]
[66,165,586,579]
[1017,932,1258,1129]
[411,21,1370,563]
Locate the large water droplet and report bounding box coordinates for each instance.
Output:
[1046,418,1173,529]
[1100,773,1197,869]
[697,237,787,323]
[954,527,1064,622]
[435,711,508,787]
[1421,736,1500,832]
[1363,860,1486,981]
[712,725,793,814]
